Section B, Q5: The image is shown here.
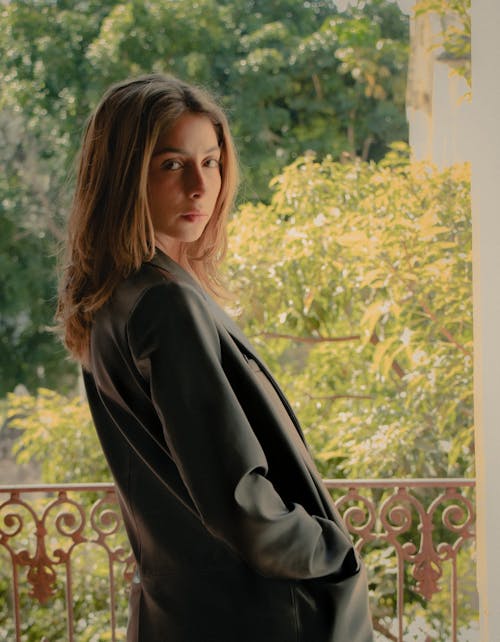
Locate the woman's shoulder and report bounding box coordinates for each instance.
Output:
[89,263,217,372]
[122,264,221,361]
[102,262,210,328]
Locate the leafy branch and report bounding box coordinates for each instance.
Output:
[251,332,361,343]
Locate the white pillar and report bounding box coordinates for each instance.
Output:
[471,1,500,639]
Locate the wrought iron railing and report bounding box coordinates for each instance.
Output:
[0,480,477,642]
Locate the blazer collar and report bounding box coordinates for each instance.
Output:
[148,248,200,290]
[147,248,256,355]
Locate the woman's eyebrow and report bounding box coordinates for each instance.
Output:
[152,145,220,157]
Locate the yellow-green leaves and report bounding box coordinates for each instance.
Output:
[226,154,472,480]
[7,388,110,483]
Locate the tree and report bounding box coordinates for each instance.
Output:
[0,112,76,395]
[7,388,110,483]
[0,0,122,395]
[81,0,409,197]
[0,0,409,393]
[225,149,472,481]
[0,0,409,209]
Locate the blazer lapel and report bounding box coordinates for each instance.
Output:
[206,308,342,522]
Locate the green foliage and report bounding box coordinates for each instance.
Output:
[0,1,121,396]
[0,0,409,198]
[0,563,129,642]
[0,206,74,395]
[0,104,79,396]
[80,0,409,196]
[225,151,473,481]
[0,0,409,393]
[7,388,110,482]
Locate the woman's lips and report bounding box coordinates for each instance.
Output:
[181,211,207,222]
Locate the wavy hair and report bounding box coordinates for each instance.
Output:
[57,74,239,367]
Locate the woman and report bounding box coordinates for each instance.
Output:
[58,74,373,642]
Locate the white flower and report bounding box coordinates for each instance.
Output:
[412,349,428,365]
[400,327,412,346]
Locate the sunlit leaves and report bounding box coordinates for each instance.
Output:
[226,151,472,480]
[7,388,110,483]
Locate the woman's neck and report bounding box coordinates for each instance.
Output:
[154,235,200,281]
[154,234,182,263]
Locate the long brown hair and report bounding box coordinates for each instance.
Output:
[57,74,239,367]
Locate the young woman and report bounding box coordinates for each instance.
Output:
[58,74,373,642]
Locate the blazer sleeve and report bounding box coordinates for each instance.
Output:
[127,280,357,581]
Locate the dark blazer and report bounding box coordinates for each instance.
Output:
[83,249,373,642]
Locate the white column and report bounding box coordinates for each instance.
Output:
[471,1,500,639]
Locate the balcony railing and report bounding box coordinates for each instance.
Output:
[0,479,477,642]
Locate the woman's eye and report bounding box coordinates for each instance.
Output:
[205,158,221,168]
[161,159,182,170]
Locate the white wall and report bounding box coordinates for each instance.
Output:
[432,62,473,167]
[406,8,472,167]
[471,0,500,639]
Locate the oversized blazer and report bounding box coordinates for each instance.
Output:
[83,248,373,642]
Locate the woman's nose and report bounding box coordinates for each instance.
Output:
[186,165,206,198]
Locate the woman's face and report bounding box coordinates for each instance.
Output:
[148,112,222,260]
